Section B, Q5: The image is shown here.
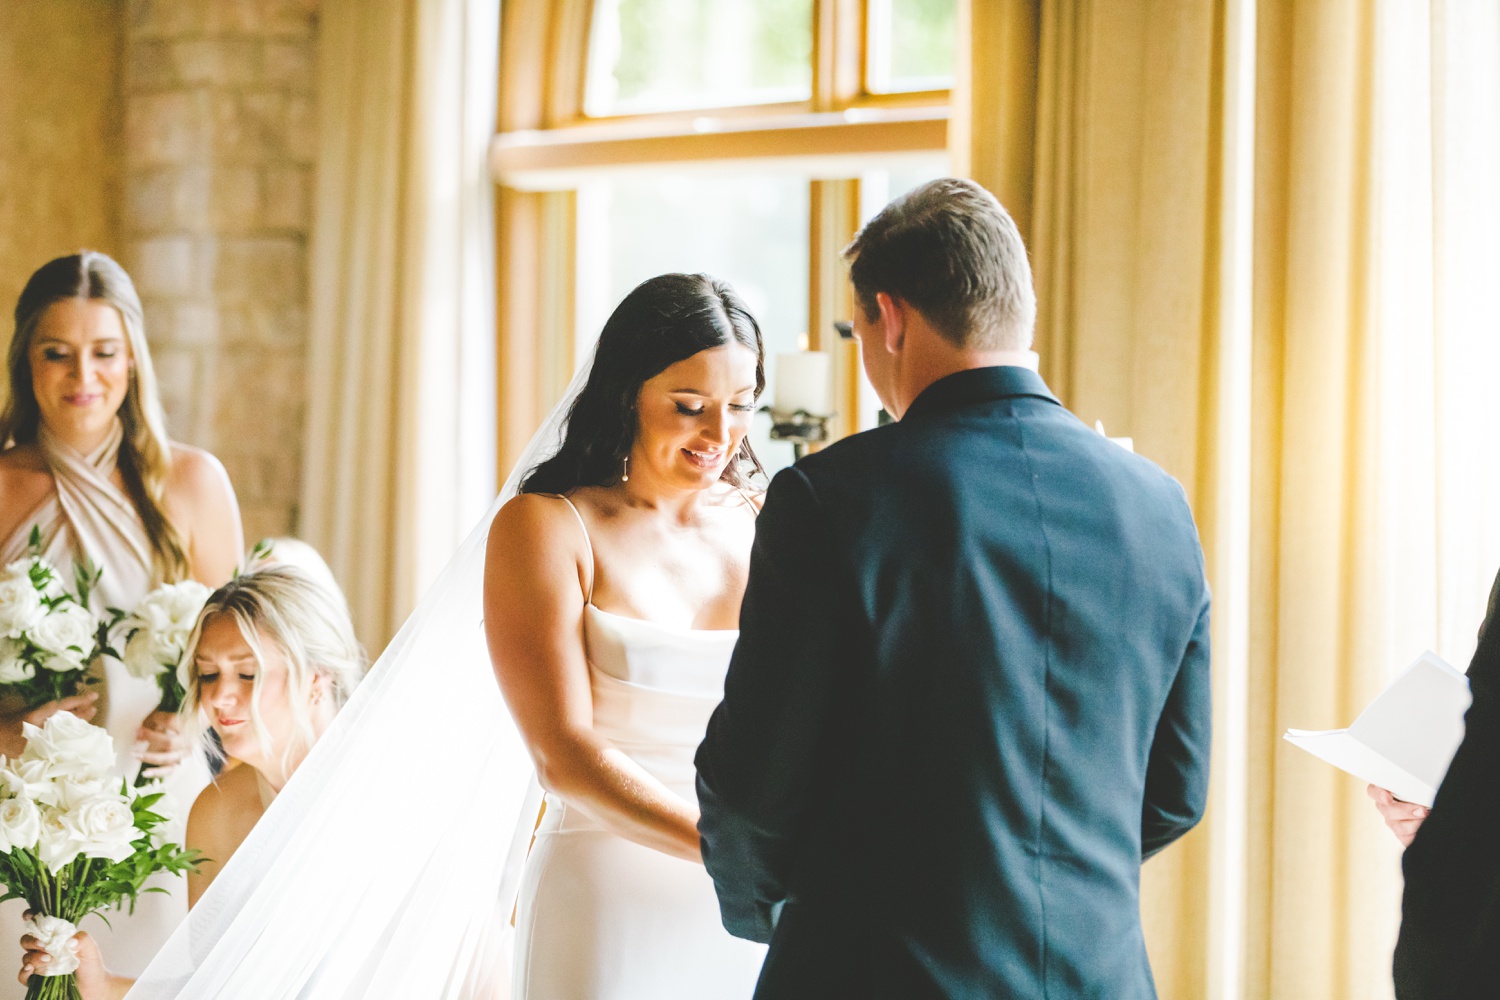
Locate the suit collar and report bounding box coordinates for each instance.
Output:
[901,366,1061,421]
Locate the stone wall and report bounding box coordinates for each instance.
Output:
[0,1,125,313]
[122,0,319,544]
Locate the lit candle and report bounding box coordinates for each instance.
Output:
[773,351,832,416]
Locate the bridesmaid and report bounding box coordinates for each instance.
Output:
[16,565,366,999]
[0,252,244,988]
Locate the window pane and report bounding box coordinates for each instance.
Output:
[576,173,811,475]
[866,0,958,94]
[586,0,813,116]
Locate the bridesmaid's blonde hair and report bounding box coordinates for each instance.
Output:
[3,251,189,581]
[180,565,365,769]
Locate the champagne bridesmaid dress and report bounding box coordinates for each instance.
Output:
[0,421,211,993]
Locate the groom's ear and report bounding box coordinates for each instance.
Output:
[875,292,906,354]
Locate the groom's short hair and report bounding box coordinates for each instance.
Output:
[843,178,1036,352]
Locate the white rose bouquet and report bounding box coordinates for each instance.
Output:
[0,712,198,1000]
[0,530,109,712]
[106,580,212,715]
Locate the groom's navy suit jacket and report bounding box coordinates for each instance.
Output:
[696,367,1212,999]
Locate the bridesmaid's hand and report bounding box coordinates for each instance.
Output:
[136,710,191,780]
[1367,784,1428,847]
[18,924,127,999]
[0,692,100,756]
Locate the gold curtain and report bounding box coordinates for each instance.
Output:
[963,0,1500,997]
[303,0,500,652]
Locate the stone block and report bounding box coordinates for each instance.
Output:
[141,301,175,346]
[218,303,306,349]
[206,0,318,38]
[131,235,208,297]
[128,0,212,39]
[261,165,308,229]
[213,90,290,161]
[285,94,317,163]
[239,502,298,548]
[172,38,261,87]
[124,166,212,233]
[169,302,220,346]
[138,301,215,350]
[262,40,314,91]
[210,166,262,231]
[148,344,199,437]
[219,449,302,505]
[125,90,213,167]
[127,39,176,89]
[215,237,304,304]
[210,347,305,450]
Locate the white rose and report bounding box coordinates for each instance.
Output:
[0,637,34,684]
[53,774,110,811]
[0,756,59,806]
[0,796,40,851]
[155,580,210,623]
[117,581,210,680]
[20,558,66,601]
[0,566,44,639]
[121,628,168,680]
[64,792,139,863]
[36,807,81,872]
[28,602,96,672]
[21,711,116,783]
[20,914,78,976]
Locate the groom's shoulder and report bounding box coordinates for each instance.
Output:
[790,419,903,482]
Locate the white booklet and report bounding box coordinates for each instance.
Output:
[1283,651,1471,808]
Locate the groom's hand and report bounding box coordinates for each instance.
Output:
[1368,784,1427,846]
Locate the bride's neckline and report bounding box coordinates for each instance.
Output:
[586,602,739,636]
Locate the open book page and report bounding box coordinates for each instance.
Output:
[1283,651,1471,808]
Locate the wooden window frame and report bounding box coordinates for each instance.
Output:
[494,0,965,475]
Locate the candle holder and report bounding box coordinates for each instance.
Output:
[761,406,833,462]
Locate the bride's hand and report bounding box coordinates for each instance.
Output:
[136,710,191,780]
[1367,784,1428,847]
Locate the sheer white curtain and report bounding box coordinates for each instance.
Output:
[301,0,499,653]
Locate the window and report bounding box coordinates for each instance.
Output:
[585,0,814,116]
[865,0,959,95]
[577,173,811,472]
[495,0,958,476]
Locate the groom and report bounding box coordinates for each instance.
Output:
[695,178,1212,998]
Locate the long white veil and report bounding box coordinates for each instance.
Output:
[129,358,597,999]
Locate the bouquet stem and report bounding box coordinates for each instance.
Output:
[24,973,82,1000]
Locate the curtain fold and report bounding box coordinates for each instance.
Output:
[970,0,1500,996]
[302,0,499,652]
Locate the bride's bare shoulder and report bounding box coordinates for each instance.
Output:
[488,491,589,555]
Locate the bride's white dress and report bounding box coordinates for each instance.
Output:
[128,353,762,999]
[513,501,765,999]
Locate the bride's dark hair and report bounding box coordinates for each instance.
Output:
[521,273,767,495]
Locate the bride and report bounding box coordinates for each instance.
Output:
[124,273,774,999]
[486,272,769,997]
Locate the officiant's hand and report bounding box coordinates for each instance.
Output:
[135,710,191,779]
[0,692,99,757]
[1367,784,1428,846]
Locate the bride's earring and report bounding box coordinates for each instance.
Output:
[621,455,630,482]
